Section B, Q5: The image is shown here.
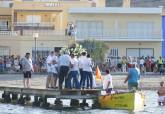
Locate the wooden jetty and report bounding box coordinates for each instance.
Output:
[0,86,101,110]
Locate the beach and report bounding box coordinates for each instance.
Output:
[0,73,164,90]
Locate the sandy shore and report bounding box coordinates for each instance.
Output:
[0,74,164,90]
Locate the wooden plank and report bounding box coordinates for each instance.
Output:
[22,89,60,97]
[61,89,101,95]
[0,87,101,99]
[0,86,22,94]
[56,95,98,99]
[61,89,81,95]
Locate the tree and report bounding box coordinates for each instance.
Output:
[79,40,108,63]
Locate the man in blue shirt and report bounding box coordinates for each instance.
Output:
[124,64,140,91]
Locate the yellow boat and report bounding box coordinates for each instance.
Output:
[99,92,145,112]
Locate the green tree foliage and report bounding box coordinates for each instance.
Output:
[79,40,108,63]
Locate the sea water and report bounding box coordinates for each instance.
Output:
[0,91,163,114]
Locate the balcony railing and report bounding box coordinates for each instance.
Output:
[14,22,55,31]
[22,30,65,36]
[0,31,18,37]
[0,30,66,36]
[0,29,162,40]
[21,0,81,2]
[14,22,54,27]
[76,29,162,41]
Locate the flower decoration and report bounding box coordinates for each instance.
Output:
[60,43,86,57]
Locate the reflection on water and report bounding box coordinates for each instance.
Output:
[0,91,164,114]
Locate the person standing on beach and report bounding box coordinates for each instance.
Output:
[46,51,56,88]
[124,63,140,91]
[158,56,163,72]
[21,53,34,88]
[139,57,145,74]
[121,56,127,72]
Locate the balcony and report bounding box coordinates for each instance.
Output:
[22,30,65,36]
[76,29,162,41]
[21,0,81,2]
[0,1,13,8]
[14,22,55,30]
[0,29,66,37]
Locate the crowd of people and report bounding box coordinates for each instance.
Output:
[106,56,165,74]
[21,51,102,90]
[0,55,21,72]
[0,55,48,73]
[1,54,164,75]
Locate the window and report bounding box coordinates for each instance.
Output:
[26,15,41,24]
[126,48,154,57]
[140,49,154,57]
[32,47,53,61]
[0,21,8,31]
[107,48,119,64]
[76,21,103,39]
[0,47,10,56]
[126,49,140,57]
[110,48,119,57]
[127,22,154,38]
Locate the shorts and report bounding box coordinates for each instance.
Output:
[128,83,138,91]
[23,71,31,78]
[158,96,165,103]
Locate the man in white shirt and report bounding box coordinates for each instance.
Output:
[78,52,87,87]
[67,54,80,89]
[82,54,93,89]
[103,69,113,93]
[46,51,56,88]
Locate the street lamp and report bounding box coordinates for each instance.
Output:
[33,33,39,63]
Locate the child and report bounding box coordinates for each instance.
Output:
[50,60,58,88]
[103,69,113,94]
[158,81,165,106]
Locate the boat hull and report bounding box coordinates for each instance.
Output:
[99,92,145,112]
